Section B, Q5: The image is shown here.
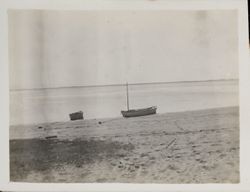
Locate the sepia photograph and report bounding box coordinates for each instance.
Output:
[8,9,239,183]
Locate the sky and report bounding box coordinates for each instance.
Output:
[8,10,238,90]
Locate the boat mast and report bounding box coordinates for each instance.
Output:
[126,82,130,111]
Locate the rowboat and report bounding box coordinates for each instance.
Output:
[69,111,84,121]
[121,83,157,118]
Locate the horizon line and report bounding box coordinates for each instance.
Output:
[10,78,238,92]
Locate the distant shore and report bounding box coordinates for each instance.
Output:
[10,106,239,183]
[10,78,238,92]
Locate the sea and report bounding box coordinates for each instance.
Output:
[10,80,239,125]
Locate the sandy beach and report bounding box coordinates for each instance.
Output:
[10,106,239,183]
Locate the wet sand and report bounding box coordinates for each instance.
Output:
[10,106,239,183]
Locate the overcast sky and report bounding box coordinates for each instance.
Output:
[9,10,238,90]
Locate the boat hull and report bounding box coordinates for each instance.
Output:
[69,111,84,121]
[121,106,157,118]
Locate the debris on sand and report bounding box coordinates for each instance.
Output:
[45,136,58,139]
[166,138,176,149]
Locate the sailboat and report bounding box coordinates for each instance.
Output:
[121,83,157,118]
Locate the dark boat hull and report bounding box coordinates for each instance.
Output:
[121,106,157,118]
[69,111,84,121]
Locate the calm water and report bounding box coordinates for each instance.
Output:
[10,80,238,125]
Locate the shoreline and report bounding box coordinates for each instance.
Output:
[10,106,239,183]
[10,78,238,92]
[10,106,238,140]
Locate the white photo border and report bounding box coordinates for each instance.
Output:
[0,0,249,191]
